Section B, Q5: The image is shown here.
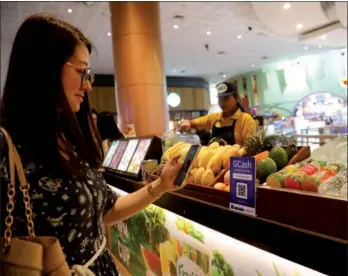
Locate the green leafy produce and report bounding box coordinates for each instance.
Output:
[176,218,204,243]
[144,205,170,255]
[212,250,235,276]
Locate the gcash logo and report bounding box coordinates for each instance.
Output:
[233,160,252,169]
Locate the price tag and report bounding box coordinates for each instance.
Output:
[229,156,256,216]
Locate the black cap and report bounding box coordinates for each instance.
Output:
[216,82,238,97]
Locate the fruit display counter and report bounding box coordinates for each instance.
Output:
[104,175,347,276]
[102,133,347,275]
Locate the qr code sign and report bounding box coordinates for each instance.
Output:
[236,182,248,199]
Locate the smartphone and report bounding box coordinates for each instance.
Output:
[174,145,200,187]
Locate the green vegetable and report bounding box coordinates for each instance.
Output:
[175,218,205,243]
[212,250,235,276]
[144,205,170,255]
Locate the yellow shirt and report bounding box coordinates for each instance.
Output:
[191,109,256,145]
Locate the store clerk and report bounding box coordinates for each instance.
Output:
[181,82,256,145]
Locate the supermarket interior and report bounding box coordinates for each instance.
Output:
[0,2,347,276]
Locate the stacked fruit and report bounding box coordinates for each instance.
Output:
[255,146,290,183]
[187,142,243,187]
[161,141,192,164]
[266,160,344,193]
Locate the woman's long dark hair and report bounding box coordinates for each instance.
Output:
[0,14,103,176]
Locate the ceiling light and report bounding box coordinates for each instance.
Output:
[222,74,226,78]
[173,24,179,29]
[107,32,111,36]
[237,35,242,39]
[206,30,212,35]
[67,8,72,13]
[296,23,303,30]
[320,35,327,40]
[252,64,255,68]
[318,45,322,49]
[283,3,291,10]
[304,46,308,50]
[167,93,181,108]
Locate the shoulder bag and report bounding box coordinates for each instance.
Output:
[0,127,72,275]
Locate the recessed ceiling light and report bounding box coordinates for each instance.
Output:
[296,23,303,30]
[206,30,212,35]
[173,24,179,29]
[237,35,242,39]
[252,64,255,68]
[318,45,322,49]
[304,46,308,50]
[320,35,327,40]
[283,3,291,10]
[107,32,111,36]
[222,74,226,78]
[67,8,72,13]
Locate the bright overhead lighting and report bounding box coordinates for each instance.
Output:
[304,46,308,50]
[67,8,72,13]
[237,35,242,39]
[296,23,303,30]
[167,93,181,108]
[320,35,327,40]
[206,30,212,35]
[318,45,322,49]
[252,64,255,68]
[173,24,179,29]
[283,3,291,10]
[107,32,111,36]
[222,74,226,78]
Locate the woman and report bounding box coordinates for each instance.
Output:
[181,82,256,145]
[0,14,181,275]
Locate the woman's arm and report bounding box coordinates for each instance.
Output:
[103,156,182,226]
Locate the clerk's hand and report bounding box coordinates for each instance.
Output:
[180,120,192,132]
[157,155,182,194]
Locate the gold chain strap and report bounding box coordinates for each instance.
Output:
[3,128,16,250]
[1,128,35,252]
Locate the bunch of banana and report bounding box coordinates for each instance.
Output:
[161,142,192,163]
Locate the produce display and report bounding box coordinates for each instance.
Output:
[266,160,345,194]
[318,169,347,199]
[187,142,242,190]
[161,141,192,164]
[159,132,346,198]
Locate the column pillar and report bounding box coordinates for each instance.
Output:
[109,1,169,137]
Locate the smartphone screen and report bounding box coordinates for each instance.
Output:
[174,145,200,186]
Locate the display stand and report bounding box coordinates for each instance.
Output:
[104,173,347,276]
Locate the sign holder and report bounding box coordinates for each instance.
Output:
[229,156,257,216]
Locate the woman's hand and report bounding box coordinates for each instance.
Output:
[155,155,182,195]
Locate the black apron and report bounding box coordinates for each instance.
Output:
[211,119,237,145]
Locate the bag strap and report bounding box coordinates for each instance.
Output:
[1,127,35,252]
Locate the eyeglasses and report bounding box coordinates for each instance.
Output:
[66,62,95,85]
